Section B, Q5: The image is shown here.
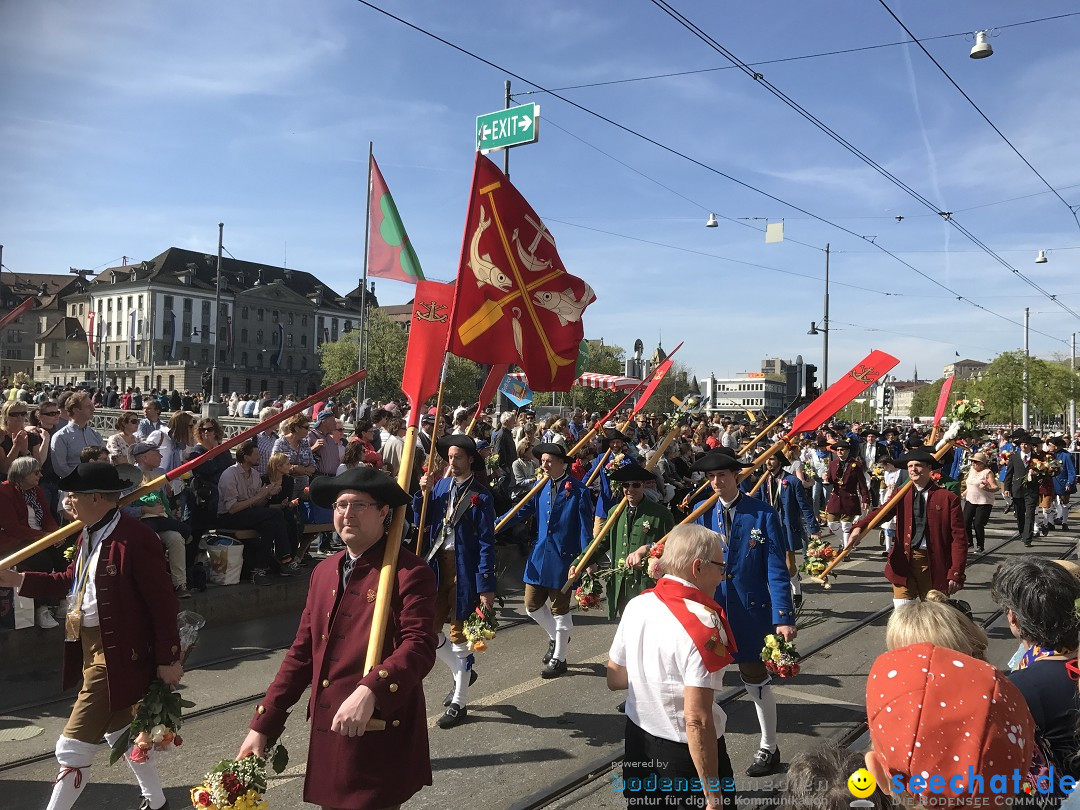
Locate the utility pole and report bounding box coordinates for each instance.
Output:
[1022,307,1030,430]
[210,223,223,405]
[1070,332,1076,434]
[504,81,512,179]
[357,141,373,407]
[822,243,830,390]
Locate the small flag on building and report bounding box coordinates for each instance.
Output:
[765,221,785,243]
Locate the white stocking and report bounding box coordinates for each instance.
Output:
[553,613,573,662]
[46,736,96,810]
[435,632,457,674]
[893,598,915,610]
[841,521,854,548]
[451,642,473,706]
[742,678,777,752]
[106,728,165,809]
[527,603,557,640]
[827,520,841,538]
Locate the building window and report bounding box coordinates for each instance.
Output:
[242,306,249,319]
[302,314,308,327]
[272,329,279,347]
[219,303,228,317]
[202,301,211,316]
[344,320,352,333]
[183,298,192,313]
[301,357,308,371]
[286,356,293,371]
[164,295,174,311]
[287,312,294,325]
[219,350,226,362]
[127,296,133,308]
[300,335,307,348]
[286,333,293,348]
[201,349,209,363]
[241,352,248,366]
[182,346,190,361]
[79,303,85,316]
[256,353,263,368]
[257,308,264,322]
[331,321,339,341]
[256,329,263,344]
[241,328,248,343]
[272,310,279,323]
[168,375,174,389]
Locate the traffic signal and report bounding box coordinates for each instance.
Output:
[882,386,894,413]
[803,364,819,399]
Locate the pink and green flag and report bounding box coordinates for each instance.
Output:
[368,155,425,284]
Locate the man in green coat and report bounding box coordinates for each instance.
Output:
[606,463,675,620]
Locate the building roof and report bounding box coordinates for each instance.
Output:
[0,272,84,310]
[93,247,356,310]
[38,316,85,341]
[951,359,987,367]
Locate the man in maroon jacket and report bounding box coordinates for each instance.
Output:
[238,466,437,810]
[0,462,182,810]
[849,447,967,609]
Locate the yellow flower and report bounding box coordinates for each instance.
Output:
[771,648,783,663]
[764,634,780,649]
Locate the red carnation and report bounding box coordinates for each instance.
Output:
[563,479,573,497]
[470,494,482,507]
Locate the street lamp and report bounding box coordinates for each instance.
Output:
[806,243,831,390]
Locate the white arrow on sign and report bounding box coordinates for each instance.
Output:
[518,114,533,130]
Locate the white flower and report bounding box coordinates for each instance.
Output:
[749,528,763,546]
[149,724,168,744]
[641,519,652,533]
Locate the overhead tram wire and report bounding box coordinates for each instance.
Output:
[647,0,1080,328]
[543,217,902,297]
[876,0,1080,234]
[539,115,825,252]
[351,0,1070,346]
[512,12,1080,96]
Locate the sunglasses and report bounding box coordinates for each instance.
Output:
[198,427,214,433]
[8,412,27,417]
[626,482,644,489]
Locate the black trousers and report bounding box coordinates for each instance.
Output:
[622,717,736,810]
[1013,489,1039,540]
[963,502,992,548]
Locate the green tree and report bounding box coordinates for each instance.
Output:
[318,307,406,403]
[532,340,627,414]
[970,351,1027,425]
[908,379,943,420]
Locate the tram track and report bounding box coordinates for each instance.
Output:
[510,521,1077,810]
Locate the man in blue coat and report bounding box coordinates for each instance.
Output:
[1047,435,1075,530]
[692,448,795,777]
[501,443,594,678]
[416,434,496,728]
[759,450,819,608]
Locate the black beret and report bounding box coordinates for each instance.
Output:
[309,467,409,509]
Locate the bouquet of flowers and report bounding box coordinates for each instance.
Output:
[760,634,801,678]
[605,452,633,473]
[190,744,289,809]
[869,465,884,483]
[485,453,501,475]
[110,611,205,765]
[801,461,817,481]
[999,449,1013,466]
[1026,457,1060,483]
[574,572,603,610]
[462,605,496,652]
[799,538,835,577]
[646,542,665,580]
[950,399,986,421]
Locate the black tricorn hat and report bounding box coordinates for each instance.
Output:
[766,447,791,466]
[831,439,856,451]
[532,442,572,462]
[1011,432,1034,445]
[896,448,943,470]
[691,448,752,473]
[435,434,486,473]
[59,462,142,494]
[310,467,409,509]
[1047,435,1068,449]
[608,463,659,484]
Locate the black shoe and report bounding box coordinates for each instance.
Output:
[542,639,556,665]
[1004,505,1014,514]
[616,701,626,713]
[138,800,171,810]
[250,569,273,586]
[976,544,984,552]
[541,658,568,679]
[1062,523,1070,531]
[746,746,781,777]
[1040,524,1049,537]
[436,703,467,729]
[1023,538,1034,547]
[443,669,478,707]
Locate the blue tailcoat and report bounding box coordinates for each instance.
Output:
[760,472,818,552]
[1052,449,1076,496]
[697,494,794,663]
[505,475,594,589]
[998,442,1015,482]
[413,478,496,620]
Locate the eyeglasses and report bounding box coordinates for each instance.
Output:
[704,559,727,573]
[626,482,643,489]
[332,500,379,514]
[8,411,27,417]
[40,411,60,417]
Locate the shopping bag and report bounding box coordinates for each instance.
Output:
[205,535,244,586]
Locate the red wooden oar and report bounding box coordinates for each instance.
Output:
[665,350,900,535]
[0,297,35,332]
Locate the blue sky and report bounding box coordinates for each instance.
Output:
[3,0,1079,386]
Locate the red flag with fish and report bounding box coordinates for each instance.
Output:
[447,153,596,391]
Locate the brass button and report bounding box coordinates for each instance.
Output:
[392,720,400,728]
[378,669,389,679]
[331,589,336,596]
[257,706,266,715]
[321,634,327,641]
[388,683,399,693]
[326,611,331,618]
[321,679,330,688]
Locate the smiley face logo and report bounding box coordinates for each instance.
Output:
[848,768,877,799]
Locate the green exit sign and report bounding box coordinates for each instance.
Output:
[476,103,539,153]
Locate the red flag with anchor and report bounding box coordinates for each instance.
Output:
[447,154,596,391]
